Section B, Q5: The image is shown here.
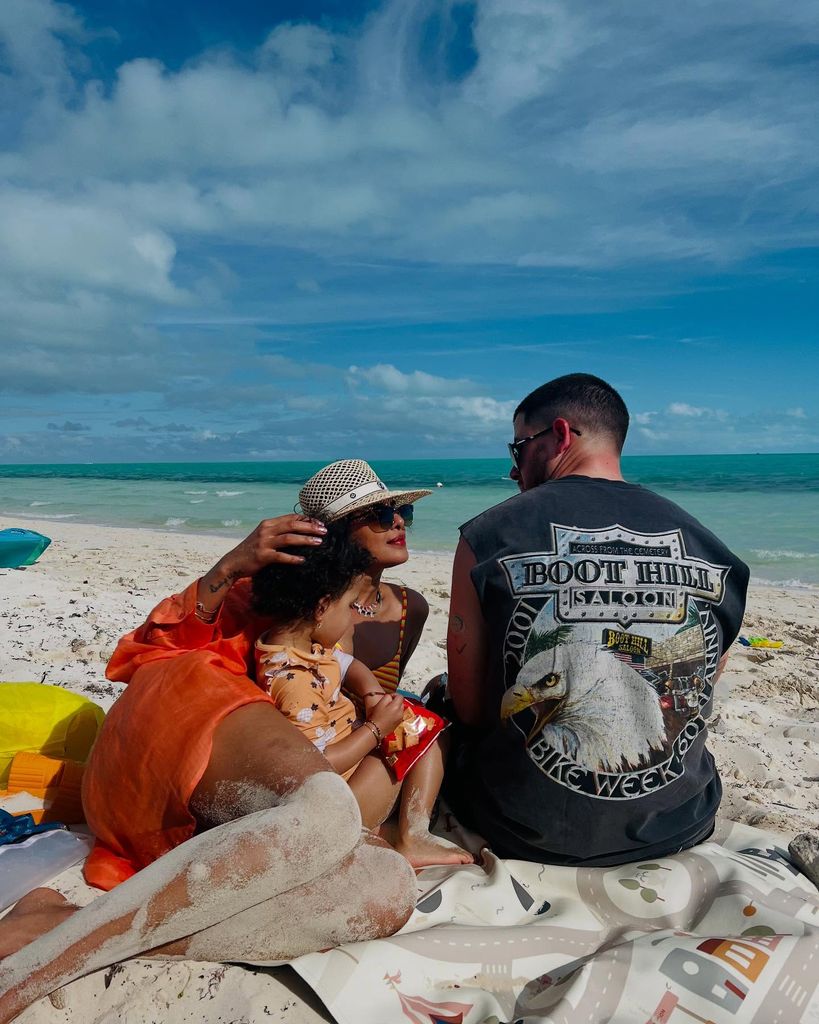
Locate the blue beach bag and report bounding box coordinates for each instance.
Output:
[0,529,52,569]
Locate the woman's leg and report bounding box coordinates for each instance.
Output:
[0,704,415,1024]
[156,830,411,962]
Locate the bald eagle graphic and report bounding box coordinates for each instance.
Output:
[501,642,667,774]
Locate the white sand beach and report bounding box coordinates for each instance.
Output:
[1,517,818,1023]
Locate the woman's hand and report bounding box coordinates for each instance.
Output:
[196,516,327,617]
[218,515,328,578]
[367,693,405,736]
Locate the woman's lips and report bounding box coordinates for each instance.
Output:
[387,535,406,547]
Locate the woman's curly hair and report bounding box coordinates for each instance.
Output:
[251,520,373,624]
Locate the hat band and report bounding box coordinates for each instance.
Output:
[321,480,388,517]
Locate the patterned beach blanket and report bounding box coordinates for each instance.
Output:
[293,816,819,1024]
[14,817,819,1023]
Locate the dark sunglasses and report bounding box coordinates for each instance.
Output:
[353,503,414,531]
[508,424,582,468]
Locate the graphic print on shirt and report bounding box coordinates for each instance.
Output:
[498,524,731,800]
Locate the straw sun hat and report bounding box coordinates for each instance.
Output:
[298,459,431,523]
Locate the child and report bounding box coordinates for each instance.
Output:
[251,527,472,868]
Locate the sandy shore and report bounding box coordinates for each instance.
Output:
[1,517,818,1023]
[2,516,818,837]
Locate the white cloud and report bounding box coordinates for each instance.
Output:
[348,363,475,396]
[431,394,516,425]
[787,407,807,419]
[341,363,516,439]
[463,0,592,115]
[259,23,337,71]
[668,402,708,417]
[0,0,83,95]
[285,395,326,411]
[667,402,730,422]
[0,188,185,301]
[638,426,670,443]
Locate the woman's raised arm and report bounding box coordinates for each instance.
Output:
[196,515,327,617]
[105,515,328,684]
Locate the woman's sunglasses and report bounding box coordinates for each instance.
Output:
[353,503,414,531]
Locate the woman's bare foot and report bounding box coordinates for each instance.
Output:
[0,889,78,959]
[394,832,474,869]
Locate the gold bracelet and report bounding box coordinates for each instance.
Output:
[194,601,218,624]
[363,720,382,746]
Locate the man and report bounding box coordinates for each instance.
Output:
[446,373,749,866]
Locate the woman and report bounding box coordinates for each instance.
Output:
[0,461,434,1022]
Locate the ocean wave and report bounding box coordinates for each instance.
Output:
[216,490,244,497]
[751,548,819,561]
[189,499,205,504]
[750,575,819,591]
[184,489,208,495]
[221,519,241,527]
[28,501,51,506]
[36,513,77,520]
[165,517,188,527]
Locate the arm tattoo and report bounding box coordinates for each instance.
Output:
[208,575,233,595]
[450,614,467,654]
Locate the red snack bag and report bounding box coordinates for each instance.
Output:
[381,698,448,780]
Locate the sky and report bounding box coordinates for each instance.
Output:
[1,0,818,463]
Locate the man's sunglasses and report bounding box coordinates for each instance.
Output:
[353,503,414,531]
[508,424,582,469]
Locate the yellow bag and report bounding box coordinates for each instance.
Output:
[0,683,105,788]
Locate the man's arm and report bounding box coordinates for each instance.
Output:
[713,650,730,684]
[447,537,490,727]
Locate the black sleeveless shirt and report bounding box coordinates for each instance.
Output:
[454,476,749,866]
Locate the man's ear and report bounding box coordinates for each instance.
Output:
[552,417,574,453]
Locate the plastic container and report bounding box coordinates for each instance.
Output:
[0,528,51,568]
[0,829,92,913]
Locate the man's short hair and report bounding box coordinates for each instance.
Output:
[514,373,629,451]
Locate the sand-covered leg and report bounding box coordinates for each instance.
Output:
[161,831,416,962]
[394,737,473,868]
[0,772,361,1023]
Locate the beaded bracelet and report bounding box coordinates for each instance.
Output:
[363,720,382,746]
[194,601,218,624]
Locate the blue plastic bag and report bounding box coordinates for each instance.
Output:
[0,808,63,847]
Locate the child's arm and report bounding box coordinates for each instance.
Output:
[342,657,389,718]
[323,692,405,774]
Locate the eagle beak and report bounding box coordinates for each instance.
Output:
[500,672,561,720]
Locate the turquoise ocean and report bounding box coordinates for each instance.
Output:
[1,454,817,588]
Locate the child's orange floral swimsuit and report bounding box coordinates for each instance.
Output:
[254,640,360,779]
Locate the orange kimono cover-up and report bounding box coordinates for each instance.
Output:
[82,579,272,888]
